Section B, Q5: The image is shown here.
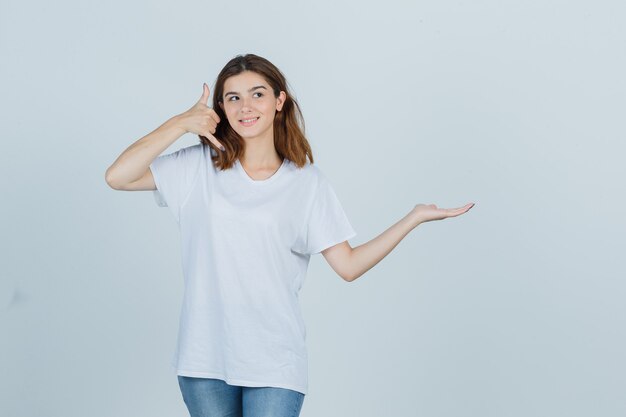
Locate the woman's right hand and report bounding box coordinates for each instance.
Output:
[175,83,226,151]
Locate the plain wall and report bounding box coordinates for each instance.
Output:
[1,0,625,416]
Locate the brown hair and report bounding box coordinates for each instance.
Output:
[199,53,314,170]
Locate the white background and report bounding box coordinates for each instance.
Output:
[1,0,625,416]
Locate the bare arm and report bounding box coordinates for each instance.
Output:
[105,83,225,190]
[105,116,187,190]
[322,203,475,282]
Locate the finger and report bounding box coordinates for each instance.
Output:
[204,133,225,151]
[198,82,210,105]
[455,204,472,211]
[208,108,221,124]
[456,203,475,213]
[206,117,217,131]
[449,203,474,211]
[444,204,473,217]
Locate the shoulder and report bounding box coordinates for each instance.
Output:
[156,142,204,160]
[181,143,205,157]
[289,160,326,182]
[174,143,207,166]
[151,144,206,177]
[286,160,331,195]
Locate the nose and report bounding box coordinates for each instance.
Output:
[239,96,253,112]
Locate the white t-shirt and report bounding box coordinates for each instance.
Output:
[149,143,356,395]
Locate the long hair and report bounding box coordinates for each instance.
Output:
[199,53,314,170]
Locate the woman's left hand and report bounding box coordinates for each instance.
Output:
[408,202,475,227]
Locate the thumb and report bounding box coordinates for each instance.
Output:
[198,82,210,105]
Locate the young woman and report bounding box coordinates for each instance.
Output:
[105,53,474,417]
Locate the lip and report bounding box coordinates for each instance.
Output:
[239,116,259,127]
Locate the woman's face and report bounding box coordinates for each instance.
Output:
[219,71,286,140]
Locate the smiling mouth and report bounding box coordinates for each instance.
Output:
[239,117,259,126]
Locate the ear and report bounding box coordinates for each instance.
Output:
[276,91,287,112]
[218,101,224,110]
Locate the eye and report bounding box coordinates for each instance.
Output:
[227,92,263,101]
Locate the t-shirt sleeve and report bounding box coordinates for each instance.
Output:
[149,144,202,223]
[294,172,357,256]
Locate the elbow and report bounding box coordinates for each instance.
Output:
[342,270,357,283]
[342,251,357,282]
[105,168,121,190]
[105,174,117,190]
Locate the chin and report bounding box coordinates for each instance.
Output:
[237,126,268,139]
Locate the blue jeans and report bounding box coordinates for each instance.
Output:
[177,376,305,417]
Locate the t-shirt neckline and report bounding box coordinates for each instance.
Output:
[236,158,287,184]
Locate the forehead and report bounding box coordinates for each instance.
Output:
[223,71,268,91]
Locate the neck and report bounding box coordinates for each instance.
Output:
[240,131,282,168]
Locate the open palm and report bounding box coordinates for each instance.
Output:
[411,202,475,225]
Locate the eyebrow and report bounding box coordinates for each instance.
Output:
[224,85,267,97]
